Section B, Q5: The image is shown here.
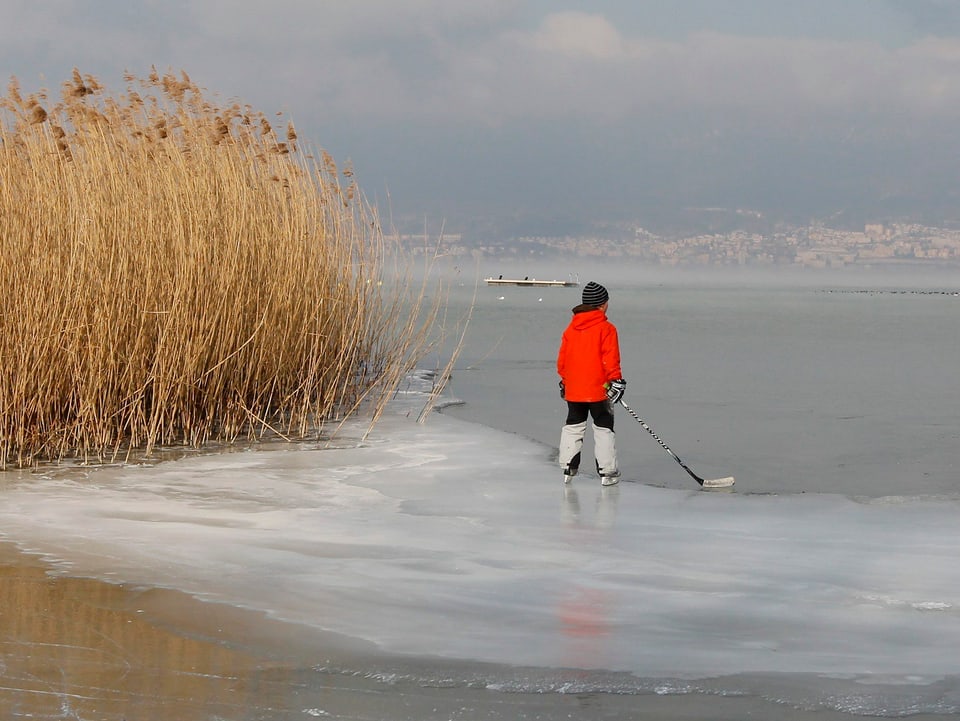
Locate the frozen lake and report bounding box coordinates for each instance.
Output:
[3,266,960,718]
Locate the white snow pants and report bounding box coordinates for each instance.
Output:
[558,401,618,476]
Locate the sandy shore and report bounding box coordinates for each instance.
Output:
[1,541,953,721]
[0,541,304,719]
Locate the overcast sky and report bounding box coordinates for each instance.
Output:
[4,1,960,232]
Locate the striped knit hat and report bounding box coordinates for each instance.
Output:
[581,281,609,307]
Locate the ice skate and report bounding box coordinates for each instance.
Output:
[600,470,621,486]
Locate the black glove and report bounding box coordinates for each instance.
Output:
[605,379,626,404]
[559,380,566,399]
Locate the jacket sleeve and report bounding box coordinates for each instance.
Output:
[600,324,623,382]
[557,332,567,378]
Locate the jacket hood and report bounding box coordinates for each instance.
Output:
[570,305,607,330]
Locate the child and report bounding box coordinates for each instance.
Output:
[556,281,626,486]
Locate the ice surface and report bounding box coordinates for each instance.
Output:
[1,371,959,714]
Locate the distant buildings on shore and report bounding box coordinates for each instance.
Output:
[389,222,960,268]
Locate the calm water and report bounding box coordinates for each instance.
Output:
[439,265,960,498]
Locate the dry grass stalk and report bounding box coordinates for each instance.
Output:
[0,68,447,468]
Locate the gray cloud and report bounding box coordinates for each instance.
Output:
[9,3,960,127]
[4,1,960,230]
[886,0,960,36]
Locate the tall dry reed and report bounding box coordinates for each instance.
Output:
[0,68,444,468]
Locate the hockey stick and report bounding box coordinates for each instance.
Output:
[618,399,735,489]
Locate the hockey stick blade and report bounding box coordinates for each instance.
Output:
[701,475,736,489]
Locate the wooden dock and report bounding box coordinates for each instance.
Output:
[484,277,578,287]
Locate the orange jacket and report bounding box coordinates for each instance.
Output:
[557,306,623,402]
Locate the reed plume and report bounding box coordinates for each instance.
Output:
[0,68,443,468]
